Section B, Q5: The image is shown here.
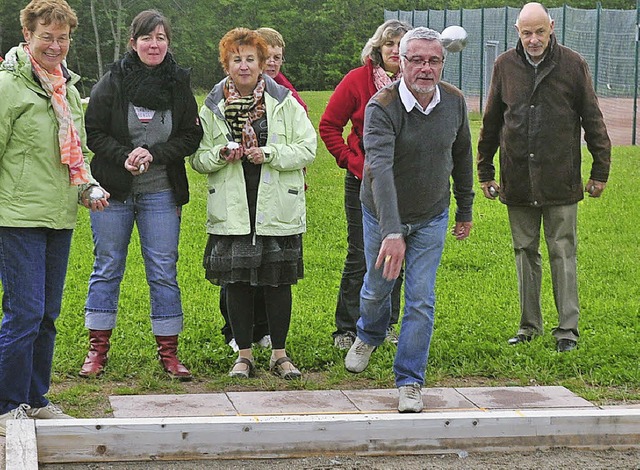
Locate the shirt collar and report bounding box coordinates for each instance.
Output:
[399,78,440,115]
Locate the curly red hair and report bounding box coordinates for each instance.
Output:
[218,28,268,73]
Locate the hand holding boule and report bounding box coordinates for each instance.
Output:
[89,186,104,202]
[222,141,242,161]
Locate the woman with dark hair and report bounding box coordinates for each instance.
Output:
[0,0,109,434]
[191,28,316,379]
[79,9,203,380]
[319,20,412,350]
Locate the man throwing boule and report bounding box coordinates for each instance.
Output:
[344,27,474,413]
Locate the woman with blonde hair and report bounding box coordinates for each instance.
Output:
[319,19,412,350]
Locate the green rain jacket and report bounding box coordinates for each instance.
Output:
[0,45,96,229]
[191,75,316,236]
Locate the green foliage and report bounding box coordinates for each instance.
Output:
[2,1,636,94]
[0,90,631,416]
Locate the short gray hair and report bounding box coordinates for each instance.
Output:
[399,27,443,57]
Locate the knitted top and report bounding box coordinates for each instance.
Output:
[361,80,474,238]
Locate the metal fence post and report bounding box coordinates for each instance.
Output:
[634,0,639,145]
[484,41,500,112]
[595,2,602,94]
[480,7,486,112]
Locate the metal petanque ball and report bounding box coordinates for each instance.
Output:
[88,186,104,202]
[441,25,468,53]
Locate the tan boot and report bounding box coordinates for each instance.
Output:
[79,329,112,377]
[155,335,192,381]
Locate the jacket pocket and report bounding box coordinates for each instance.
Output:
[274,172,305,225]
[206,179,227,225]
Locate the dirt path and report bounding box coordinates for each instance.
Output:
[38,449,640,469]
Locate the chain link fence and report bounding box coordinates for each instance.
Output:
[385,5,640,145]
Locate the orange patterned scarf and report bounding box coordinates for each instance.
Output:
[24,45,89,185]
[223,76,266,149]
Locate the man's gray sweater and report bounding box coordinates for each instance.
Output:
[361,80,474,238]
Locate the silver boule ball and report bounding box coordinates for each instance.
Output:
[227,141,240,150]
[441,25,468,53]
[89,186,104,201]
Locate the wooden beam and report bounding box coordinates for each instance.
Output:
[5,419,38,470]
[20,408,640,464]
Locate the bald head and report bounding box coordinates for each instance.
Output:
[517,2,552,27]
[515,2,554,63]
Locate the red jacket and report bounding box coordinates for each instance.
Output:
[274,72,307,114]
[319,61,377,179]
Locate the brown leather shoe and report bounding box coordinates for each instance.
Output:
[79,329,112,377]
[155,335,192,381]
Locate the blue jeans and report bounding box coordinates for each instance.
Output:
[0,227,72,414]
[85,190,183,335]
[357,205,448,387]
[333,171,402,337]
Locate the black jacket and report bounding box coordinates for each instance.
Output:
[85,55,203,205]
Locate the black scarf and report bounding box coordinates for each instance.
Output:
[120,50,177,110]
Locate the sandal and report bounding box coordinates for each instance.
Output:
[269,356,302,380]
[228,357,255,379]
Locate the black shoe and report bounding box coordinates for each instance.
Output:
[556,339,577,352]
[508,334,532,345]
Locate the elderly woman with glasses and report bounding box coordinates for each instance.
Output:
[191,28,316,380]
[79,9,203,381]
[319,19,412,351]
[0,0,108,434]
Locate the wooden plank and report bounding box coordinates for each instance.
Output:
[26,408,640,464]
[5,419,38,470]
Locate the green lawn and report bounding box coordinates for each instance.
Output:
[7,90,640,416]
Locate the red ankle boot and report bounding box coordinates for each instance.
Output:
[155,335,192,381]
[79,329,112,377]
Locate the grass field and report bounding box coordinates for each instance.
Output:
[5,90,640,416]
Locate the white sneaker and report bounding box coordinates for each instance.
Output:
[228,338,240,353]
[398,383,423,413]
[0,404,31,437]
[344,337,376,373]
[256,335,272,348]
[27,402,73,420]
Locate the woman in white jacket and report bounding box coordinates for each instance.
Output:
[191,28,316,380]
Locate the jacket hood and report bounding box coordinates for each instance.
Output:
[204,73,290,119]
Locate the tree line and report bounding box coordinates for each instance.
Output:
[0,0,635,95]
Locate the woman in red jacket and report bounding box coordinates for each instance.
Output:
[319,19,411,350]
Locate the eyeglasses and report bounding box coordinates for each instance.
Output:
[402,55,444,68]
[32,33,72,46]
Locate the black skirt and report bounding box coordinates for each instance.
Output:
[203,233,303,286]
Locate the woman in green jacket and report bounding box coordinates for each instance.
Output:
[191,28,316,380]
[0,0,108,436]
